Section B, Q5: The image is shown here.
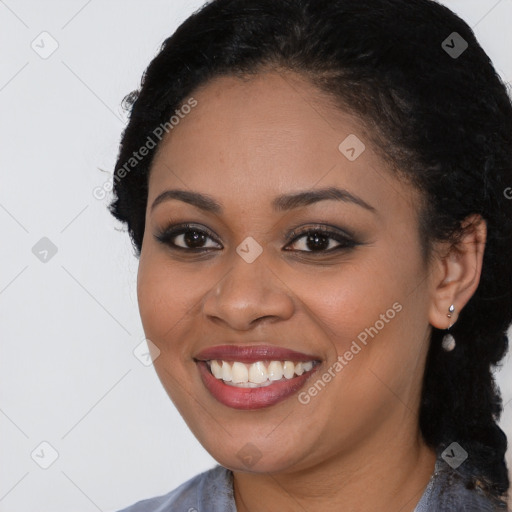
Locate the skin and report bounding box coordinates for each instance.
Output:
[136,69,487,512]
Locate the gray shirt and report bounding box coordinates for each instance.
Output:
[116,457,508,511]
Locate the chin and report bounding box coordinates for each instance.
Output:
[198,430,310,474]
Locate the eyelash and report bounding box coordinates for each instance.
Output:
[154,223,358,255]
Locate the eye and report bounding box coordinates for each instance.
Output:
[154,223,358,255]
[155,224,221,251]
[284,225,357,253]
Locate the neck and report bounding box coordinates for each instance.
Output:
[233,428,437,512]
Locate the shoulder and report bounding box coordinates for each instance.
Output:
[114,465,235,512]
[416,458,509,512]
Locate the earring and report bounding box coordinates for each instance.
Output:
[442,304,456,351]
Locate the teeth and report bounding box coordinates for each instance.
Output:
[231,362,248,383]
[268,360,283,381]
[211,360,222,379]
[248,361,268,384]
[221,361,232,382]
[283,361,295,379]
[303,361,313,372]
[206,359,317,387]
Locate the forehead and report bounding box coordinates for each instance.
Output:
[148,71,417,216]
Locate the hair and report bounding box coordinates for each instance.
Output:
[109,0,512,502]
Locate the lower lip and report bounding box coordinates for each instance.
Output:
[197,361,319,410]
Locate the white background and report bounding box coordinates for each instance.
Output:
[1,1,511,511]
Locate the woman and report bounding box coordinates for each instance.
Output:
[109,0,512,510]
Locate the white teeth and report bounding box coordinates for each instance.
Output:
[248,361,268,384]
[211,360,222,379]
[268,360,284,381]
[283,361,295,379]
[221,361,232,382]
[207,359,317,387]
[225,380,273,388]
[303,361,313,372]
[231,362,249,383]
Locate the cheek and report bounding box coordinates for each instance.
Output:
[136,251,202,353]
[304,259,427,407]
[136,252,204,412]
[295,255,421,395]
[291,259,399,349]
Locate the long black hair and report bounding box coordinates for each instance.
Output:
[108,0,512,501]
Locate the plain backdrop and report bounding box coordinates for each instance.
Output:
[1,1,511,511]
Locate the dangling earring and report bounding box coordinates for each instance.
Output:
[442,304,456,352]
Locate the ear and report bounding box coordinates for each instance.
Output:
[428,214,487,330]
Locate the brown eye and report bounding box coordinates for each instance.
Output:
[285,226,357,254]
[155,223,358,255]
[155,224,221,251]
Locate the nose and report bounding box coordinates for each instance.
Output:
[202,250,295,331]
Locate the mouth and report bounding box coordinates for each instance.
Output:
[194,345,321,410]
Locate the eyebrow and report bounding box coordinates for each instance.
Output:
[150,186,377,214]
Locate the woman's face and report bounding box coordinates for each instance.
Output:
[137,70,436,473]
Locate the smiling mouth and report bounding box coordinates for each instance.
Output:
[194,344,322,409]
[206,359,320,388]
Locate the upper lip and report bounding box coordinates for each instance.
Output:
[194,344,321,364]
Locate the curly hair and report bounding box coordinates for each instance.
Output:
[108,0,512,501]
